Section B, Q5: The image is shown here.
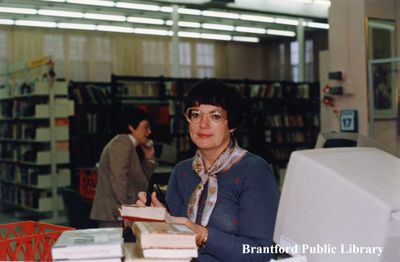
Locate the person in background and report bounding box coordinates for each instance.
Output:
[137,79,279,261]
[91,106,156,228]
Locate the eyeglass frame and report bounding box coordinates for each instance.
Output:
[184,107,227,126]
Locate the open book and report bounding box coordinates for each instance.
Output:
[120,204,167,222]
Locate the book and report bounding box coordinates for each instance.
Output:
[124,243,191,262]
[132,222,197,249]
[120,205,167,222]
[51,227,124,260]
[136,240,197,259]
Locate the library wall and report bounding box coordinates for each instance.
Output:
[0,26,271,81]
[327,0,399,156]
[222,43,264,80]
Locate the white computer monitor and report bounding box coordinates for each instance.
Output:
[274,147,400,262]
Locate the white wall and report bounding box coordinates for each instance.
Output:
[326,0,399,155]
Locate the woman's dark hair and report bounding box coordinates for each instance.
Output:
[116,106,152,133]
[184,78,244,129]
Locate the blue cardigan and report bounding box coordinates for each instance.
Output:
[166,152,280,262]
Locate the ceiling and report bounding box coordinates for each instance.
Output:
[157,0,330,19]
[0,0,330,43]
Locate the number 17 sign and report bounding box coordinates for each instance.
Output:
[340,109,358,132]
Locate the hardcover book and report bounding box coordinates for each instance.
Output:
[124,243,191,262]
[136,240,197,259]
[120,205,167,222]
[132,222,196,249]
[51,227,123,260]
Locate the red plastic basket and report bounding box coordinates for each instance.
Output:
[79,169,98,202]
[0,221,73,261]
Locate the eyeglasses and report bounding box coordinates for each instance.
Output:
[184,107,226,126]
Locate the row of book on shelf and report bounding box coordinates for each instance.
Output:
[113,80,315,99]
[51,205,198,261]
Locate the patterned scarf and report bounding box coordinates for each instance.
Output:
[187,139,247,226]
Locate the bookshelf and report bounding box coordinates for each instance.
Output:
[0,58,73,223]
[110,75,320,181]
[68,81,113,188]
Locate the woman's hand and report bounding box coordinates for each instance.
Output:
[136,191,164,207]
[168,216,208,247]
[140,142,155,160]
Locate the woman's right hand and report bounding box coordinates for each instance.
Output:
[136,191,164,207]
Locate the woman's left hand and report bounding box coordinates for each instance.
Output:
[167,216,208,247]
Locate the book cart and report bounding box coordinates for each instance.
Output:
[0,220,73,261]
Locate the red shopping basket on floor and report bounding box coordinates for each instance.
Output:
[79,168,98,202]
[0,221,73,261]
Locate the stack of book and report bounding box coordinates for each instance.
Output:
[51,227,124,261]
[128,221,198,261]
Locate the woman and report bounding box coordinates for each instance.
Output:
[91,106,156,228]
[138,79,279,261]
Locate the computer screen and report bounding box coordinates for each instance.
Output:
[274,147,400,262]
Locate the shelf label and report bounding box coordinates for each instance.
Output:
[28,56,51,69]
[340,109,358,132]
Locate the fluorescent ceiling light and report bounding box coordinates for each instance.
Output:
[178,21,201,28]
[84,13,126,22]
[0,19,14,25]
[127,16,164,25]
[235,26,266,34]
[38,9,84,18]
[275,18,299,26]
[97,25,133,33]
[306,21,329,29]
[314,0,331,6]
[290,0,313,3]
[0,7,37,15]
[201,33,231,41]
[67,0,114,7]
[232,36,259,43]
[240,14,274,23]
[15,20,57,28]
[202,23,234,31]
[133,28,171,36]
[115,2,160,11]
[57,22,96,30]
[160,6,173,13]
[178,8,201,16]
[178,31,201,38]
[202,10,239,19]
[266,29,295,37]
[41,0,65,2]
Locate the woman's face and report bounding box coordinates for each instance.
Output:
[186,104,231,154]
[129,120,151,145]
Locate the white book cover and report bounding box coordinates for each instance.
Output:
[52,227,123,260]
